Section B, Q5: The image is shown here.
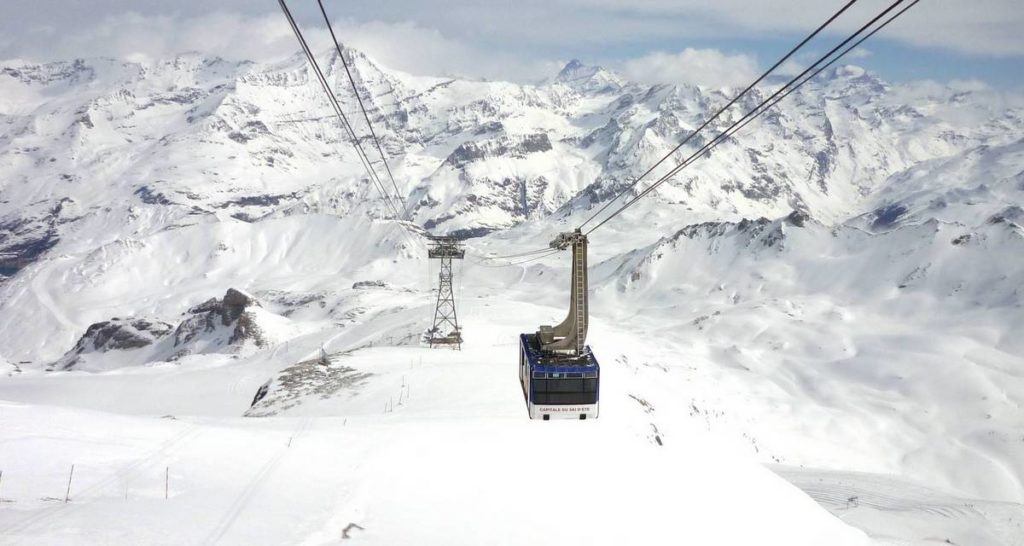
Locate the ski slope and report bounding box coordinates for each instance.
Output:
[1,264,1021,544]
[0,340,868,546]
[777,466,1024,546]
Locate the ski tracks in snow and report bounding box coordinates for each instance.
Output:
[29,260,76,331]
[202,417,314,546]
[1,422,204,539]
[776,466,1024,546]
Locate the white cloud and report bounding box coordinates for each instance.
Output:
[775,59,806,77]
[1,0,1021,86]
[621,48,759,88]
[847,47,872,60]
[311,19,561,82]
[947,79,991,92]
[2,12,298,63]
[564,0,1024,57]
[0,11,559,83]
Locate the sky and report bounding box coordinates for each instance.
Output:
[2,0,1023,89]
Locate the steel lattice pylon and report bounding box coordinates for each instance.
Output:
[427,236,465,349]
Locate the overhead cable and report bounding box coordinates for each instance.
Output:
[577,0,861,231]
[584,0,918,235]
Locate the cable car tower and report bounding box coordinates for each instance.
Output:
[518,229,600,419]
[427,236,465,349]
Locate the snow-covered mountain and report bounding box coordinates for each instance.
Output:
[2,51,1020,270]
[1,48,1022,545]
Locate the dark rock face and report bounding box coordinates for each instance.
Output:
[444,133,553,169]
[580,119,621,149]
[474,121,504,135]
[251,381,271,407]
[51,289,271,367]
[1,59,97,86]
[668,216,786,250]
[53,318,174,370]
[84,319,174,350]
[786,210,811,228]
[988,206,1023,225]
[447,226,495,239]
[0,200,71,275]
[227,120,270,144]
[352,280,387,290]
[872,204,908,229]
[217,193,299,209]
[173,288,266,357]
[223,288,257,313]
[134,185,173,205]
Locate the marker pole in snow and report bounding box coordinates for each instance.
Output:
[64,464,74,503]
[165,467,169,500]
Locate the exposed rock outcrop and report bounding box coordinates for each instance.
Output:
[52,318,174,370]
[172,288,267,358]
[245,356,372,417]
[352,280,387,290]
[49,288,278,369]
[443,133,553,169]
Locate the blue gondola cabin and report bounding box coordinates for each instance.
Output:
[519,333,600,420]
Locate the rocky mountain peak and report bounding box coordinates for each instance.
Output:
[553,58,623,93]
[556,59,586,78]
[175,288,266,354]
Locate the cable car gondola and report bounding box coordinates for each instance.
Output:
[519,229,600,420]
[519,333,599,420]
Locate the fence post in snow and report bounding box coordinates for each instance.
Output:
[64,464,74,503]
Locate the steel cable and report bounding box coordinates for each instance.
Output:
[577,0,861,231]
[584,0,917,236]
